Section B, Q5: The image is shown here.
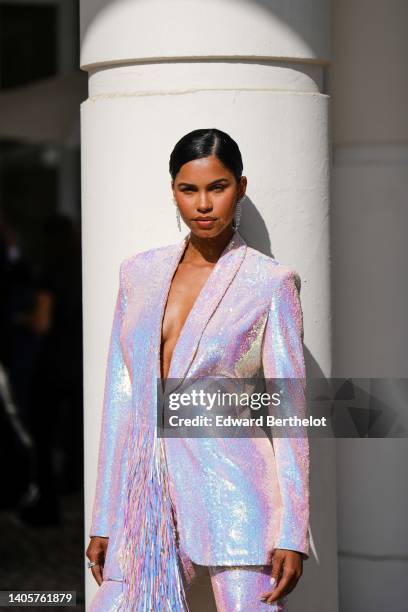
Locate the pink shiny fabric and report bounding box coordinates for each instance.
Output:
[89,581,123,612]
[89,566,288,612]
[208,567,287,611]
[88,229,309,610]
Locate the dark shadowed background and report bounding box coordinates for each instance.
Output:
[0,1,85,608]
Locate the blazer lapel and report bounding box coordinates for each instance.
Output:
[157,230,247,395]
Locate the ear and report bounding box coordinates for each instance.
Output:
[238,176,247,200]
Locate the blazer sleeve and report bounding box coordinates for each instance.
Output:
[89,260,132,538]
[261,270,310,560]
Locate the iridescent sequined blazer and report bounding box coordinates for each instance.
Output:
[89,229,310,610]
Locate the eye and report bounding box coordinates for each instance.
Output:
[212,184,225,192]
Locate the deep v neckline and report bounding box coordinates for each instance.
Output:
[158,233,213,395]
[158,230,236,396]
[159,235,189,392]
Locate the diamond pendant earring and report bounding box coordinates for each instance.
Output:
[232,198,242,231]
[173,198,182,232]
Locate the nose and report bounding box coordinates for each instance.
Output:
[197,191,213,212]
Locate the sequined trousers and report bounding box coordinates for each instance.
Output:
[89,548,288,612]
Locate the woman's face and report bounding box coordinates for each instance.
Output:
[172,155,247,238]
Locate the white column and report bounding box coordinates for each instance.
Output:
[80,1,335,609]
[331,0,408,610]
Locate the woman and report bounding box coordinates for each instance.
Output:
[86,128,310,611]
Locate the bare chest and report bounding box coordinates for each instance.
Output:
[159,262,214,381]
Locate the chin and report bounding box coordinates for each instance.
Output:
[190,223,231,238]
[191,229,222,240]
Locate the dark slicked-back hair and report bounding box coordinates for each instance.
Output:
[169,128,243,182]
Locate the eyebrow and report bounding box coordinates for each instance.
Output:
[177,178,230,188]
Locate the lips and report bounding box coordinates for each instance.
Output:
[194,218,216,229]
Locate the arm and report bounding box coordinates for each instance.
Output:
[89,260,132,538]
[261,270,310,560]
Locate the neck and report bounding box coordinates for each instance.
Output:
[184,225,235,265]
